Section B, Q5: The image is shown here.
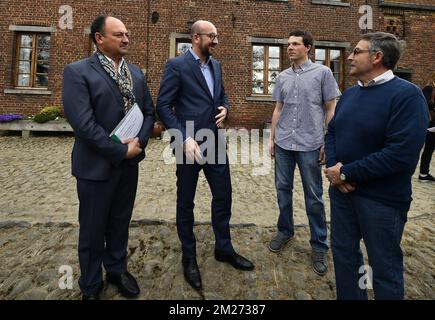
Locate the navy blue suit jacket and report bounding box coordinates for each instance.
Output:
[156,50,229,142]
[63,53,155,181]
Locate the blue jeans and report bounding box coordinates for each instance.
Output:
[329,187,407,300]
[274,144,328,252]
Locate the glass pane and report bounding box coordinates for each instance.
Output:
[330,49,341,61]
[20,35,33,47]
[17,74,30,86]
[333,72,341,84]
[268,58,279,70]
[253,46,264,69]
[176,42,191,56]
[315,48,325,61]
[269,46,280,58]
[18,61,31,73]
[253,59,264,70]
[269,71,279,82]
[19,48,32,60]
[331,61,340,73]
[36,61,49,73]
[252,81,264,94]
[37,35,50,49]
[253,46,264,59]
[35,74,48,87]
[315,60,326,65]
[252,69,264,82]
[268,82,276,95]
[37,49,49,61]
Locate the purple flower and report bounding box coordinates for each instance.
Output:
[0,114,23,123]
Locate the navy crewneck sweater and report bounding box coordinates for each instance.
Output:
[325,77,429,211]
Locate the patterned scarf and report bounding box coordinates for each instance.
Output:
[96,50,135,113]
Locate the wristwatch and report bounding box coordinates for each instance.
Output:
[339,167,346,182]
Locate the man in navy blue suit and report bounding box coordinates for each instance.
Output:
[157,20,254,291]
[63,15,154,300]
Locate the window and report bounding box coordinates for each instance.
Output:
[311,0,350,7]
[252,45,281,95]
[176,40,192,56]
[315,47,344,91]
[169,33,192,58]
[15,33,50,88]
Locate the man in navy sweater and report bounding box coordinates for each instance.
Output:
[324,32,428,300]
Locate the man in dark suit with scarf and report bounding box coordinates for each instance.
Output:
[63,15,154,299]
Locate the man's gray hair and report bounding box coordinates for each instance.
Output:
[361,32,406,70]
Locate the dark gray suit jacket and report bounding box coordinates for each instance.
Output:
[63,53,155,181]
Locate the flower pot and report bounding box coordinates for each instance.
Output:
[152,121,166,139]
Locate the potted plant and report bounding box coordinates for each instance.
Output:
[0,114,23,123]
[152,110,166,139]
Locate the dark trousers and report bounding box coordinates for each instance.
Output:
[176,158,234,258]
[329,187,407,300]
[76,162,138,296]
[419,131,435,174]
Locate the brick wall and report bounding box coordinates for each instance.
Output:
[0,0,434,128]
[379,7,435,86]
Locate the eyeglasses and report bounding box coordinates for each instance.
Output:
[195,33,218,41]
[351,48,377,55]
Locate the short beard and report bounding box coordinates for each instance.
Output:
[200,45,212,58]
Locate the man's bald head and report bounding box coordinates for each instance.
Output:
[190,20,216,36]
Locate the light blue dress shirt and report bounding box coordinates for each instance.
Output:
[189,48,214,98]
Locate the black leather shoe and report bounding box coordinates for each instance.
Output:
[82,282,103,300]
[182,257,202,291]
[82,294,99,300]
[106,271,140,298]
[215,251,255,271]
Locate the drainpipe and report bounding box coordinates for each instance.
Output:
[146,0,150,80]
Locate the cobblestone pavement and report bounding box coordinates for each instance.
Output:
[0,135,433,226]
[0,134,433,300]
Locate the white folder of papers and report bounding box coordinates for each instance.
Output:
[110,103,143,143]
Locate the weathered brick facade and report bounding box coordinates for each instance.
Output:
[1,0,434,128]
